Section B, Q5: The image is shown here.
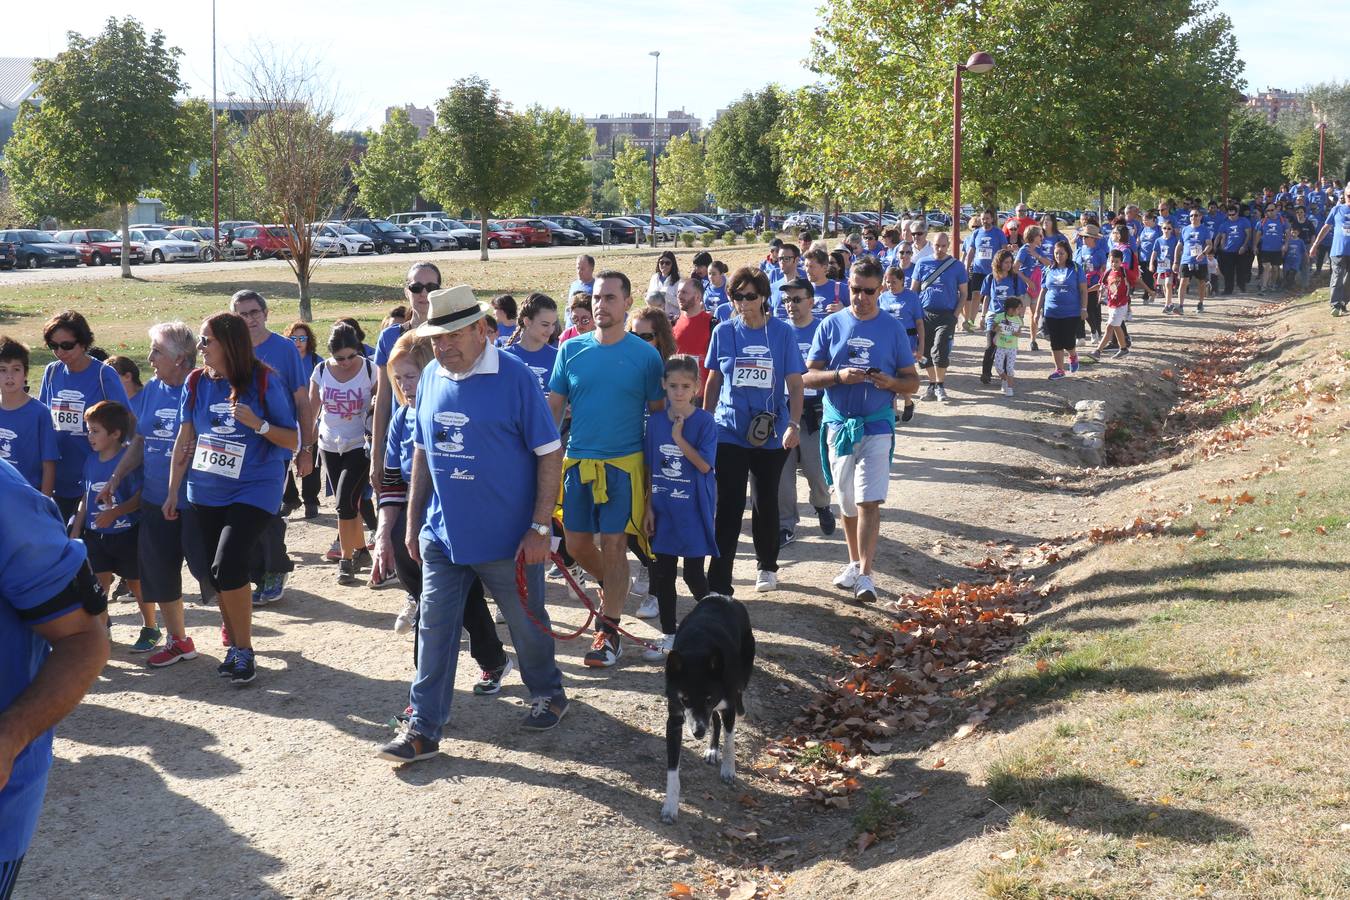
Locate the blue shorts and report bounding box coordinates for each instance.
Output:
[562,463,634,535]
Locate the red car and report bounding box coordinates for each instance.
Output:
[465,221,527,249]
[233,224,293,260]
[495,218,552,247]
[52,229,144,266]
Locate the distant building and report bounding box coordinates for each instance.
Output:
[0,57,41,152]
[585,109,701,157]
[1245,87,1305,125]
[387,104,434,138]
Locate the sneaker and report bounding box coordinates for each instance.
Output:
[631,567,649,598]
[337,558,357,586]
[901,401,915,422]
[1029,340,1040,351]
[304,502,319,519]
[1113,348,1130,359]
[1048,370,1065,380]
[521,694,569,731]
[1069,357,1080,374]
[217,647,239,677]
[778,528,795,548]
[565,563,587,585]
[281,498,301,517]
[376,725,440,763]
[1196,301,1204,313]
[260,572,288,604]
[962,320,975,333]
[642,633,675,663]
[473,657,514,695]
[584,630,622,668]
[352,547,372,572]
[230,648,256,685]
[933,384,949,402]
[369,568,400,590]
[1162,303,1174,314]
[854,574,878,604]
[832,561,860,590]
[113,577,134,601]
[815,505,836,536]
[1333,306,1345,318]
[325,540,342,563]
[394,595,418,635]
[1086,350,1100,362]
[755,570,777,592]
[130,626,163,653]
[251,584,265,607]
[922,383,937,402]
[547,562,565,579]
[1003,385,1015,397]
[635,593,659,619]
[1174,306,1184,316]
[148,635,197,668]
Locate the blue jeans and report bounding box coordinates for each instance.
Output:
[409,535,565,741]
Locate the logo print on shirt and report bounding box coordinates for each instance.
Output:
[152,407,177,438]
[742,344,769,356]
[208,402,236,434]
[432,411,470,454]
[323,385,367,420]
[0,427,14,459]
[658,442,684,479]
[847,337,875,367]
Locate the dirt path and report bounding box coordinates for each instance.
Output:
[25,292,1262,899]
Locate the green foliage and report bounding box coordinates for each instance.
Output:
[611,139,650,214]
[146,103,250,222]
[760,230,776,243]
[1223,113,1289,198]
[589,156,618,215]
[699,232,715,247]
[1026,184,1099,214]
[723,231,738,246]
[352,107,424,217]
[504,106,590,216]
[1284,127,1344,184]
[705,86,792,211]
[656,134,705,212]
[679,232,695,247]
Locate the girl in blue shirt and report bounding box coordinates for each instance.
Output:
[282,321,323,517]
[1036,241,1089,379]
[643,355,717,660]
[979,249,1029,384]
[1151,222,1182,312]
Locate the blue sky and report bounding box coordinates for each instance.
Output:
[1,1,1344,130]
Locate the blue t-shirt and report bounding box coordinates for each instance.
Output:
[416,351,561,564]
[1041,266,1085,318]
[252,331,306,402]
[0,398,59,492]
[912,257,970,312]
[495,324,516,346]
[1221,217,1251,253]
[180,369,297,512]
[503,342,558,395]
[705,317,805,449]
[788,318,823,400]
[809,309,914,435]
[808,280,850,322]
[385,401,416,485]
[299,351,323,382]
[126,388,147,424]
[1258,218,1286,252]
[1152,235,1180,271]
[966,226,1008,275]
[644,408,718,558]
[1039,232,1069,266]
[1014,244,1040,280]
[82,446,141,534]
[1284,237,1306,272]
[136,378,187,507]
[38,359,129,499]
[985,274,1028,321]
[1074,242,1107,279]
[1138,225,1161,262]
[879,289,923,341]
[704,281,729,316]
[374,323,406,367]
[1326,205,1350,256]
[548,332,664,459]
[0,460,88,860]
[1181,225,1212,263]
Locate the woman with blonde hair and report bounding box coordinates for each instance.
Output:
[627,306,676,361]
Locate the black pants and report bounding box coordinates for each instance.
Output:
[193,502,275,593]
[320,447,369,520]
[652,552,709,635]
[283,458,321,508]
[389,504,503,671]
[0,857,23,900]
[920,309,958,369]
[1083,292,1102,338]
[981,332,996,382]
[709,442,788,595]
[1216,249,1239,294]
[1236,250,1254,291]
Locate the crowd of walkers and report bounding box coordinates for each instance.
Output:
[3,180,1349,890]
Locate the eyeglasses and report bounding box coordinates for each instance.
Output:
[47,340,79,351]
[236,307,265,319]
[406,282,440,294]
[785,294,811,304]
[900,250,913,256]
[290,335,309,343]
[851,286,879,296]
[633,331,656,342]
[658,260,672,266]
[332,352,360,362]
[731,291,761,302]
[910,229,926,235]
[197,335,213,348]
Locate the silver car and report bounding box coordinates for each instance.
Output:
[405,222,458,252]
[126,227,201,263]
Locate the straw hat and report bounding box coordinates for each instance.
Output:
[416,285,488,336]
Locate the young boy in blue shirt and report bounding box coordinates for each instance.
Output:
[0,337,59,495]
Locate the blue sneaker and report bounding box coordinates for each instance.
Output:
[230,647,256,685]
[217,646,239,677]
[1069,357,1080,373]
[250,585,264,607]
[260,572,288,604]
[522,694,569,730]
[1048,369,1066,380]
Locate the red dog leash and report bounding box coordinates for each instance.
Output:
[513,552,662,652]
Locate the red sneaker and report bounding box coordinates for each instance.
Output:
[148,636,198,668]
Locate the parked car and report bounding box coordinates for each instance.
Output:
[343,218,419,254]
[0,230,82,268]
[311,222,375,256]
[404,222,458,252]
[233,224,293,260]
[540,215,604,245]
[665,215,710,235]
[124,227,199,263]
[411,217,478,250]
[718,214,754,234]
[492,218,551,247]
[169,226,242,261]
[0,238,15,270]
[596,217,647,244]
[52,229,145,267]
[534,220,587,246]
[217,220,260,244]
[674,212,728,235]
[464,221,527,249]
[388,211,451,226]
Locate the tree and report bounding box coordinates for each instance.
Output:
[1305,82,1350,146]
[146,100,250,226]
[504,105,590,215]
[352,107,423,217]
[227,51,352,321]
[656,134,705,212]
[611,139,649,214]
[1224,112,1289,198]
[588,156,618,215]
[2,17,188,274]
[421,76,536,260]
[705,86,792,217]
[1284,126,1345,184]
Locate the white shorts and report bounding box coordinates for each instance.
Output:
[993,346,1017,377]
[1107,305,1130,327]
[827,431,891,517]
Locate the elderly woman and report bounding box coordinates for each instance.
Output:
[703,266,805,594]
[100,322,216,668]
[166,312,298,685]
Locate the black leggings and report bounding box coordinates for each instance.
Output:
[709,442,789,594]
[193,502,275,592]
[389,504,504,672]
[283,455,321,507]
[652,553,709,635]
[0,856,22,900]
[320,447,369,520]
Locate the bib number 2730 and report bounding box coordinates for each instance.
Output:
[193,436,245,479]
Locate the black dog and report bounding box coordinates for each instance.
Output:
[661,594,755,824]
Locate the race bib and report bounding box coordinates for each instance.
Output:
[51,397,85,433]
[976,241,993,260]
[1000,321,1019,336]
[193,435,246,479]
[732,356,774,389]
[1341,224,1350,237]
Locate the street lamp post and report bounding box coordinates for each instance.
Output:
[649,50,660,249]
[1318,122,1327,182]
[951,51,994,249]
[210,0,219,255]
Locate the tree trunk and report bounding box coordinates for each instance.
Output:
[479,209,489,262]
[119,202,132,279]
[298,272,312,323]
[981,182,998,213]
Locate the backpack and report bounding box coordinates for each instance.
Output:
[1115,241,1139,283]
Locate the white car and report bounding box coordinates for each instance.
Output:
[312,223,375,256]
[125,226,201,263]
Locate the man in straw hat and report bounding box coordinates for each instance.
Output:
[377,286,568,764]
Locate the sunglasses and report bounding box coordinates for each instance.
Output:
[911,230,926,235]
[197,336,213,348]
[731,291,761,302]
[332,352,360,362]
[633,331,656,342]
[290,335,309,343]
[406,282,440,294]
[851,286,879,296]
[785,294,811,304]
[900,250,913,255]
[47,340,80,352]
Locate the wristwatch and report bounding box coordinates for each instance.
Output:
[530,522,551,538]
[257,420,271,435]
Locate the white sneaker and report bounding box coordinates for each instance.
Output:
[755,570,777,592]
[854,574,878,604]
[933,384,949,402]
[631,566,649,597]
[635,593,659,619]
[1003,385,1014,397]
[642,633,675,662]
[393,594,418,635]
[833,561,860,590]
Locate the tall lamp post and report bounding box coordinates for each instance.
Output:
[1318,122,1327,182]
[649,50,660,248]
[951,51,994,249]
[210,0,219,255]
